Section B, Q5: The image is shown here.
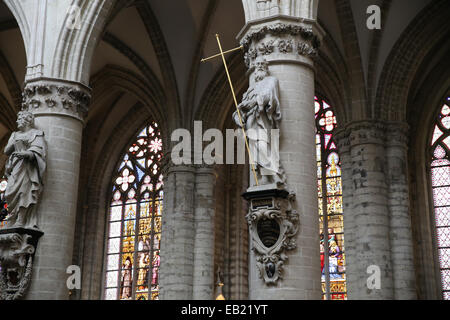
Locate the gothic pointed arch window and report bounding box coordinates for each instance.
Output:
[430,96,450,300]
[315,95,347,300]
[103,122,164,301]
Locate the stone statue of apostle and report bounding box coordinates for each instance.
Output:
[233,57,285,186]
[4,111,46,229]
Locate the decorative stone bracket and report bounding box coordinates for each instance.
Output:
[243,187,299,285]
[0,228,44,300]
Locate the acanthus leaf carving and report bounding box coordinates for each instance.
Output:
[277,39,293,53]
[257,39,275,55]
[241,23,320,67]
[240,23,320,51]
[297,42,317,57]
[21,81,91,121]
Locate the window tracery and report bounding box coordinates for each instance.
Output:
[315,96,346,300]
[104,122,164,301]
[430,97,450,300]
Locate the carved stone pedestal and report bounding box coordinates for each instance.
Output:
[243,186,299,285]
[0,228,43,300]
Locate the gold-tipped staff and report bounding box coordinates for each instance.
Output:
[201,34,259,186]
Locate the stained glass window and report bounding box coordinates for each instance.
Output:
[430,96,450,300]
[315,96,347,300]
[0,178,8,228]
[104,122,164,301]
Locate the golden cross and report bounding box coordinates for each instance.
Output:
[201,34,259,186]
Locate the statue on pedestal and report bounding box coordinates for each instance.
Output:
[236,58,299,285]
[3,111,46,229]
[233,57,285,186]
[0,110,46,300]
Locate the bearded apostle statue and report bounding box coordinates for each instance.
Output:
[233,57,285,186]
[3,111,47,229]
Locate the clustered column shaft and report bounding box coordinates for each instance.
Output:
[192,166,217,300]
[159,164,196,299]
[336,121,416,299]
[386,123,417,299]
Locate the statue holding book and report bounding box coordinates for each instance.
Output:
[3,111,47,229]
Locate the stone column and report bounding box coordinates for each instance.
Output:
[335,128,358,295]
[238,18,323,299]
[346,121,394,299]
[21,78,90,300]
[386,122,416,299]
[159,164,195,299]
[192,165,216,300]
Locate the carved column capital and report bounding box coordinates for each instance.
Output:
[21,78,91,122]
[237,17,323,69]
[194,164,217,177]
[341,120,409,148]
[385,121,409,148]
[343,120,388,147]
[334,127,351,154]
[160,155,196,179]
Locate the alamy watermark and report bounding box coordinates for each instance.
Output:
[367,265,381,290]
[367,5,381,30]
[67,265,81,290]
[65,5,82,30]
[171,121,280,176]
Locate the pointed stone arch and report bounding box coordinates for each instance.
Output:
[3,0,30,56]
[90,65,168,143]
[52,0,117,84]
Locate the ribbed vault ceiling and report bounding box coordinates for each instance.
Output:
[0,0,447,149]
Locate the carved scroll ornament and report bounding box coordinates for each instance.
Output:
[246,192,299,284]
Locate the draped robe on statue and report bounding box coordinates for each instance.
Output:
[233,75,283,184]
[4,129,47,228]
